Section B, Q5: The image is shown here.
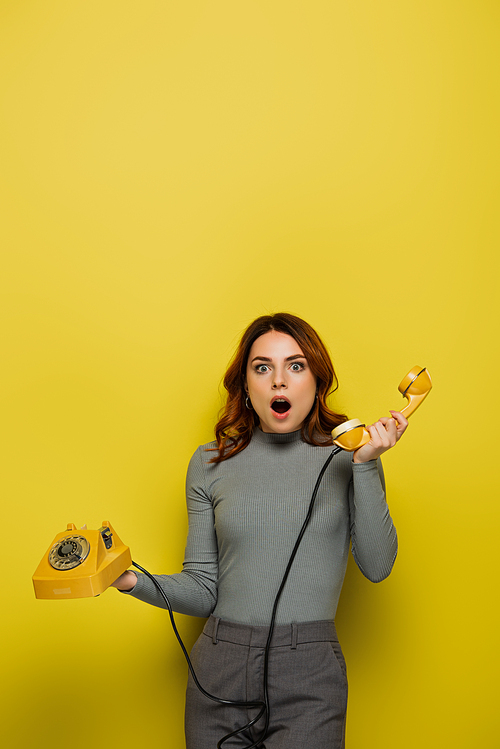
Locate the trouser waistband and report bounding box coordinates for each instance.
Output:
[203,615,338,649]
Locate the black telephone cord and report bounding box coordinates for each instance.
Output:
[132,444,342,749]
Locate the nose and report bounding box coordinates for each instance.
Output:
[272,371,287,389]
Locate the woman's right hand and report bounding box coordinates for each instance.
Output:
[110,570,137,591]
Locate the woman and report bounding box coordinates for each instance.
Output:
[112,313,407,749]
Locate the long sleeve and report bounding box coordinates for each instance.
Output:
[122,447,218,616]
[348,458,398,582]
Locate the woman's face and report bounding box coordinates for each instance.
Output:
[245,331,317,434]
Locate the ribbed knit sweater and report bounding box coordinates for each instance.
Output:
[125,428,398,625]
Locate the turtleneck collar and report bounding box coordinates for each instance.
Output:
[251,427,303,445]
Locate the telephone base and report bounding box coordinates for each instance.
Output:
[33,521,132,599]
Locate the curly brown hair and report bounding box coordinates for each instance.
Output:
[208,313,347,463]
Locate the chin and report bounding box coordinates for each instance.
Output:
[261,418,304,434]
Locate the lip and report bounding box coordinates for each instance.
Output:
[270,395,291,420]
[270,394,291,406]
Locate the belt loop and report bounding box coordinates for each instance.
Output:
[291,622,298,650]
[212,617,221,645]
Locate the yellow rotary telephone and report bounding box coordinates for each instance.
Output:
[32,521,131,599]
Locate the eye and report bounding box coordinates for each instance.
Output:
[255,364,270,373]
[290,362,305,372]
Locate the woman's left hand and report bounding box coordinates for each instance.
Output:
[352,410,409,464]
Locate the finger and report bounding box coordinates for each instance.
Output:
[373,419,397,450]
[389,410,409,436]
[378,416,398,434]
[377,420,397,446]
[373,417,398,440]
[365,424,382,446]
[378,416,394,426]
[368,422,394,448]
[389,410,408,425]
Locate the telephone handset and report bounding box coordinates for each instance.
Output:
[331,366,432,452]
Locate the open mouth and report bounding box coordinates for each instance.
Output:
[271,398,291,414]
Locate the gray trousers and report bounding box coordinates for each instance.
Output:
[185,616,347,749]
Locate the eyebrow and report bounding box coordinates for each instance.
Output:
[250,354,307,363]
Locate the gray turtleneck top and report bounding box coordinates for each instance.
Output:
[124,428,397,625]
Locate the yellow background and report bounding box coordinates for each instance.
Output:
[1,1,498,746]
